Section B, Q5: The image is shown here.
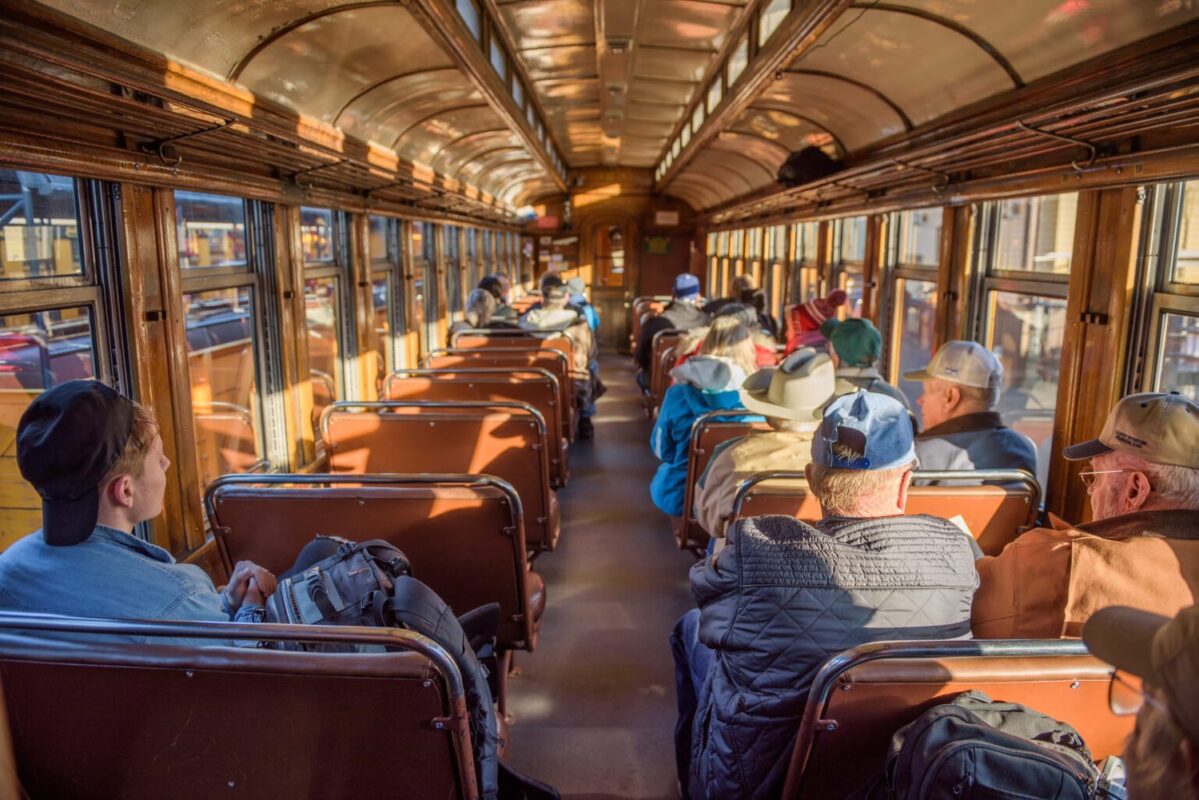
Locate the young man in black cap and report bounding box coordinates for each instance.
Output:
[1084,605,1199,798]
[0,380,275,644]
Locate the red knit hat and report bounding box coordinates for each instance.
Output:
[794,289,847,332]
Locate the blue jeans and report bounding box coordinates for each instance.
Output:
[671,608,715,793]
[636,369,650,394]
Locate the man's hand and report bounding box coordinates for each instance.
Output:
[225,561,277,611]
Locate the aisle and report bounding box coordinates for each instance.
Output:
[505,355,698,799]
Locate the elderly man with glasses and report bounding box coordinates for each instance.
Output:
[972,391,1199,639]
[1085,604,1199,798]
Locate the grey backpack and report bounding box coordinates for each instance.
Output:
[857,690,1103,800]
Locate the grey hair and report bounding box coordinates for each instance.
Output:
[808,458,917,517]
[959,382,1002,411]
[1107,451,1199,507]
[464,288,496,328]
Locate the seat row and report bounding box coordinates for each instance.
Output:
[0,327,595,799]
[0,614,1131,799]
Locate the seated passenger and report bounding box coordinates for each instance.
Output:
[448,287,518,344]
[1083,605,1199,800]
[478,273,518,321]
[784,288,846,354]
[702,273,754,318]
[519,279,579,331]
[821,317,912,411]
[693,349,835,541]
[673,391,978,799]
[635,273,709,389]
[0,381,275,645]
[973,392,1199,639]
[650,318,756,517]
[566,277,600,331]
[673,303,778,371]
[904,340,1037,475]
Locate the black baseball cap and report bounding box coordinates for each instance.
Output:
[16,380,135,546]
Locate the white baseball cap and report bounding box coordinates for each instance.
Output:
[903,340,1003,390]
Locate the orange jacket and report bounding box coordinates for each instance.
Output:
[972,509,1199,639]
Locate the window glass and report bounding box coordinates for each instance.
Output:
[526,103,536,128]
[421,260,439,352]
[759,0,790,44]
[456,0,481,40]
[175,191,247,269]
[0,308,96,550]
[842,271,864,318]
[183,286,264,488]
[0,169,82,280]
[304,276,342,429]
[994,193,1077,274]
[490,38,507,81]
[895,208,941,267]
[1156,312,1199,402]
[727,34,749,86]
[717,231,728,257]
[988,291,1067,483]
[300,207,335,264]
[894,279,938,421]
[799,221,819,263]
[692,103,704,133]
[707,81,722,114]
[671,138,681,158]
[681,125,691,148]
[368,215,392,263]
[838,216,867,264]
[512,78,524,109]
[1173,180,1199,284]
[372,274,393,392]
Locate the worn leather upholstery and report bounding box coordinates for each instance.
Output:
[649,339,682,416]
[451,331,574,369]
[426,349,575,442]
[736,482,1036,556]
[0,630,472,799]
[324,405,560,553]
[385,370,570,486]
[678,418,771,551]
[207,480,542,651]
[783,653,1130,798]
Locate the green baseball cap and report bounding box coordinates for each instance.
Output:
[823,318,882,368]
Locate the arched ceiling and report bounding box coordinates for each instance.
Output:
[38,0,556,209]
[495,0,750,168]
[31,0,1199,216]
[664,0,1199,211]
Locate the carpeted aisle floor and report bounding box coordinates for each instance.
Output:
[505,354,697,800]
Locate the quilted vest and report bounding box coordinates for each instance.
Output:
[688,513,978,800]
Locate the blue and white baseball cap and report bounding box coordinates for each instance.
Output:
[673,273,701,299]
[903,339,1003,390]
[812,391,917,471]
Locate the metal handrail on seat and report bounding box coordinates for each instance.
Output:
[782,638,1092,798]
[0,610,480,798]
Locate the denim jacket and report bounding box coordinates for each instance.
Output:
[0,525,263,646]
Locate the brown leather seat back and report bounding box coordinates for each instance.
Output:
[191,403,261,488]
[206,477,536,650]
[0,624,473,800]
[384,370,568,486]
[450,331,574,368]
[649,332,682,413]
[785,648,1130,798]
[324,403,559,552]
[678,416,770,550]
[734,472,1038,555]
[426,350,574,440]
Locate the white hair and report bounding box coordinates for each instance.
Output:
[1106,451,1199,507]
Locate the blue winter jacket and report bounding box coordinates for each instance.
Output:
[650,356,749,516]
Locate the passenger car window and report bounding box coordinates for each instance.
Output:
[175,191,248,269]
[1155,312,1199,401]
[300,207,335,264]
[183,286,264,489]
[1172,179,1199,285]
[0,309,96,550]
[894,279,938,419]
[994,193,1077,275]
[304,276,342,427]
[0,169,83,280]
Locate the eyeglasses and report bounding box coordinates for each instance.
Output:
[1108,669,1168,716]
[1079,469,1134,488]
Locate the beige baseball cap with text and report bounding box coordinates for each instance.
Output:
[903,340,1003,390]
[1063,391,1199,469]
